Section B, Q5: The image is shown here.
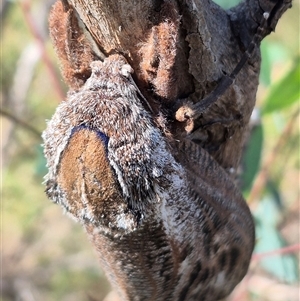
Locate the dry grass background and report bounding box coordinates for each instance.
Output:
[1,0,299,300]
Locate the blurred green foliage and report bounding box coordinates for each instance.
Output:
[1,0,299,300]
[1,3,31,94]
[261,57,300,114]
[254,194,299,284]
[1,2,109,301]
[239,5,299,288]
[241,124,264,193]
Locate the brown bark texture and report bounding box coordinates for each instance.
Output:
[46,0,291,300]
[54,0,291,173]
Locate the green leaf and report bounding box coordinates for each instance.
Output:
[260,41,290,87]
[261,58,300,115]
[241,124,263,193]
[260,41,272,86]
[255,225,299,284]
[254,195,299,283]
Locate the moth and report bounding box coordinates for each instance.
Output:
[43,54,255,301]
[43,0,295,299]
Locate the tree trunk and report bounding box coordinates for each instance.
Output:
[57,0,290,173]
[45,0,291,300]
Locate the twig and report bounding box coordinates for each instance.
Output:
[1,108,41,138]
[248,108,300,204]
[230,244,300,301]
[252,243,300,261]
[19,0,65,101]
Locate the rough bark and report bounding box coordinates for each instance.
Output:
[63,0,291,173]
[46,0,291,300]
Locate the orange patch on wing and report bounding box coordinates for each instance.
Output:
[57,128,121,218]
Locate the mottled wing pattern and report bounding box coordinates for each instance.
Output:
[43,54,255,301]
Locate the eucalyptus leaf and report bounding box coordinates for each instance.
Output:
[260,41,272,86]
[260,39,289,86]
[254,195,299,283]
[241,124,263,193]
[262,58,300,115]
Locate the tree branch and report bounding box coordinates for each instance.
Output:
[1,108,41,138]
